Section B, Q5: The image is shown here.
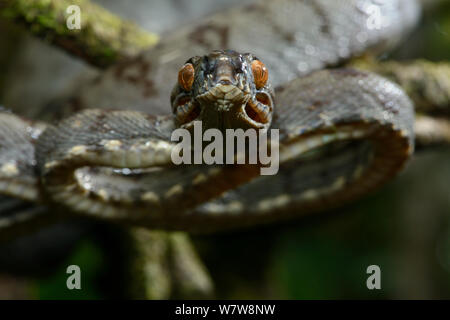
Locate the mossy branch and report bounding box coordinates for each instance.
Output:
[126,229,172,300]
[168,233,215,299]
[415,115,450,148]
[350,59,450,116]
[127,228,214,299]
[350,59,450,147]
[0,0,158,68]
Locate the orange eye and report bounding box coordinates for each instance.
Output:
[251,60,268,89]
[178,63,195,91]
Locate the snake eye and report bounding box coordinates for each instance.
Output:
[178,63,195,91]
[251,60,268,89]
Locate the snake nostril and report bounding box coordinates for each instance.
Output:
[219,79,232,85]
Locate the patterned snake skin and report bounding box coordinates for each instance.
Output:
[0,0,420,233]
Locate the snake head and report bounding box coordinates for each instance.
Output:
[171,50,274,132]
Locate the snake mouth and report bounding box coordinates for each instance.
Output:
[242,92,272,127]
[176,84,273,130]
[175,97,201,126]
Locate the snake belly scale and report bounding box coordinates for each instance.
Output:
[0,0,419,233]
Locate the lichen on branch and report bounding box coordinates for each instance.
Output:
[350,59,450,116]
[349,58,450,147]
[0,0,158,68]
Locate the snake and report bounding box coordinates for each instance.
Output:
[0,0,421,234]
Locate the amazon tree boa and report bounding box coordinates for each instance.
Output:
[0,0,422,233]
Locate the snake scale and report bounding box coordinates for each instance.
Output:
[0,0,421,233]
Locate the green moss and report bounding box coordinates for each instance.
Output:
[0,0,158,68]
[34,240,105,300]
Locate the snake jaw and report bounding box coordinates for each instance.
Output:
[173,82,251,130]
[196,83,273,130]
[174,96,201,128]
[242,92,273,129]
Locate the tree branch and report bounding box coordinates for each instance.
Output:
[126,229,171,299]
[350,58,450,148]
[126,228,214,299]
[350,59,450,116]
[415,115,450,148]
[168,233,215,299]
[0,0,158,68]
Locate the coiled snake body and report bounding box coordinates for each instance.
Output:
[0,0,421,233]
